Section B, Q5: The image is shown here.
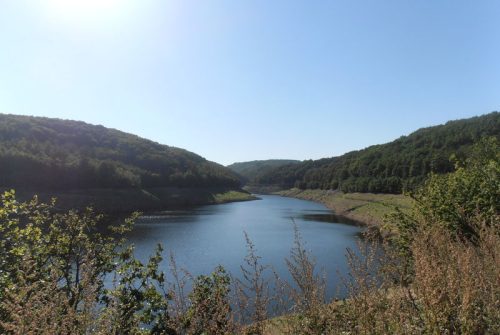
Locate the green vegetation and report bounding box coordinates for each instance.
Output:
[0,190,237,334]
[0,117,500,335]
[0,114,252,212]
[227,160,300,185]
[1,138,498,334]
[0,114,241,191]
[385,137,500,259]
[253,112,500,193]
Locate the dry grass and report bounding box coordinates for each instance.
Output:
[261,217,499,335]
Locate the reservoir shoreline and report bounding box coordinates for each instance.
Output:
[272,188,413,227]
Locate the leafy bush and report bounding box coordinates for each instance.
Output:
[0,191,235,334]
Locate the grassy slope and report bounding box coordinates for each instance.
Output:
[276,188,413,226]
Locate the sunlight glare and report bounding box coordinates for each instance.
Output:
[45,0,123,24]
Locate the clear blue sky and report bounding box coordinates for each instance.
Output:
[1,1,498,165]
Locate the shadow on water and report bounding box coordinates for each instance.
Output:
[300,212,364,227]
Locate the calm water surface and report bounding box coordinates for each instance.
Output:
[126,195,363,299]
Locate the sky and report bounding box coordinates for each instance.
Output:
[0,1,498,165]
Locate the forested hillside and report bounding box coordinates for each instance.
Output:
[253,112,500,193]
[227,159,299,183]
[0,114,241,190]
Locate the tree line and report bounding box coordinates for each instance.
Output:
[252,112,499,193]
[227,159,300,184]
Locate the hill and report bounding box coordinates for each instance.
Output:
[253,112,500,193]
[0,114,252,211]
[227,159,300,183]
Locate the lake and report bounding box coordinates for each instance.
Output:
[125,194,363,300]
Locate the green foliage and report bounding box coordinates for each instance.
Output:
[413,137,499,237]
[254,112,500,194]
[0,114,241,191]
[102,244,171,334]
[0,190,152,332]
[0,190,128,313]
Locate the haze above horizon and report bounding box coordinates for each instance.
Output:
[0,1,498,165]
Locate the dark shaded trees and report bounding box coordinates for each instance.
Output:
[0,114,241,191]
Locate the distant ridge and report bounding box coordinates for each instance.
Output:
[251,112,500,194]
[227,159,300,184]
